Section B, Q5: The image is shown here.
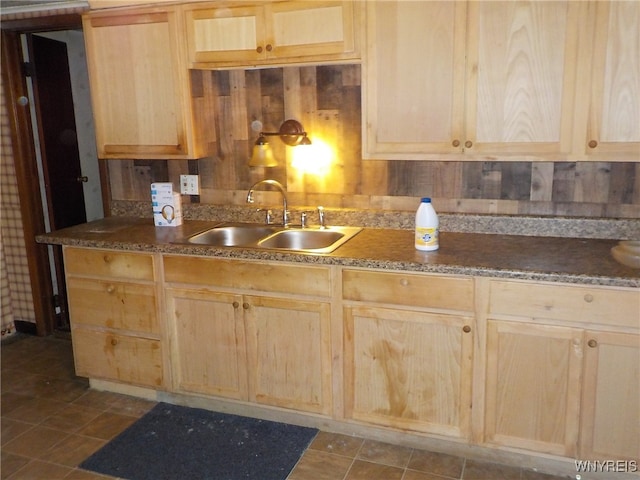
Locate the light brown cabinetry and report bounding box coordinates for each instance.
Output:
[364,1,580,160]
[183,1,360,68]
[64,247,164,389]
[164,256,333,416]
[582,1,640,159]
[83,6,213,159]
[484,279,640,460]
[342,269,475,439]
[581,331,640,461]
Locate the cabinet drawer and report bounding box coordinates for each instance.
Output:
[489,280,640,328]
[163,256,331,297]
[65,247,154,281]
[67,277,159,334]
[72,328,163,388]
[342,269,474,312]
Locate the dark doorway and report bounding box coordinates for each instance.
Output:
[28,33,87,230]
[2,13,105,335]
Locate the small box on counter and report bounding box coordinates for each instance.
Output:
[151,182,182,227]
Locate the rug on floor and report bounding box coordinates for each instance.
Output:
[80,402,319,480]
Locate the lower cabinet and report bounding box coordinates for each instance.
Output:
[164,256,333,416]
[166,288,248,400]
[64,247,164,389]
[342,269,475,439]
[484,279,640,461]
[580,331,640,461]
[63,247,638,467]
[344,305,473,438]
[484,320,583,457]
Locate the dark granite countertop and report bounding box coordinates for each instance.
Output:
[37,216,640,288]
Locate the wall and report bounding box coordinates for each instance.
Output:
[107,65,639,219]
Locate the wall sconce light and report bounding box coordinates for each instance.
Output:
[249,119,311,167]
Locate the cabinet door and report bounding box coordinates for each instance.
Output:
[344,306,473,439]
[167,288,248,400]
[485,321,583,456]
[465,1,579,157]
[363,0,466,159]
[266,1,356,60]
[185,4,265,65]
[245,296,332,415]
[585,1,640,159]
[83,8,195,158]
[581,331,640,461]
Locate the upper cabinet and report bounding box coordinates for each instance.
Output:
[364,0,638,162]
[183,1,361,68]
[364,1,580,161]
[83,6,214,159]
[582,1,640,160]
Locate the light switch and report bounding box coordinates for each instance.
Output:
[180,175,200,195]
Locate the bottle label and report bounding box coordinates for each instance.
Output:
[415,227,439,248]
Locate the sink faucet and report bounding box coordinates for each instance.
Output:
[246,179,290,226]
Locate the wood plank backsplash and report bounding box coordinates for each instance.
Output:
[107,65,639,219]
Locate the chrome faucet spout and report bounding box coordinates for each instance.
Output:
[246,179,289,226]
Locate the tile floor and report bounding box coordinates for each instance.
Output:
[1,334,569,480]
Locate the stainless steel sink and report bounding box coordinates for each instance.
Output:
[258,227,361,253]
[187,224,280,246]
[182,223,361,253]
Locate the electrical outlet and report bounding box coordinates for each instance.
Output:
[180,175,200,195]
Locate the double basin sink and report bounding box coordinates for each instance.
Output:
[180,223,362,254]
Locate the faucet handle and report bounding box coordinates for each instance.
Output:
[317,206,325,228]
[257,208,273,224]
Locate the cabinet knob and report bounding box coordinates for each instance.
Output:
[587,339,598,348]
[400,278,409,287]
[243,302,250,310]
[106,284,115,294]
[452,139,460,147]
[464,140,473,148]
[266,44,273,52]
[232,301,239,309]
[110,338,118,346]
[103,255,112,263]
[256,46,263,53]
[588,140,598,149]
[583,294,594,303]
[462,325,471,333]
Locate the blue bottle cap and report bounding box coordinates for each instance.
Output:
[421,197,431,203]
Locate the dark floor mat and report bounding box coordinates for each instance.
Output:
[80,402,318,480]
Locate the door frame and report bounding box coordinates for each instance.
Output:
[1,13,109,335]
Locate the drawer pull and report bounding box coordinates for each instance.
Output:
[106,284,116,294]
[462,325,471,333]
[103,254,112,263]
[243,302,250,310]
[464,140,473,148]
[587,339,598,348]
[266,43,273,52]
[588,140,598,149]
[452,139,460,147]
[583,294,594,303]
[110,338,118,346]
[232,301,239,309]
[400,278,409,287]
[256,45,263,53]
